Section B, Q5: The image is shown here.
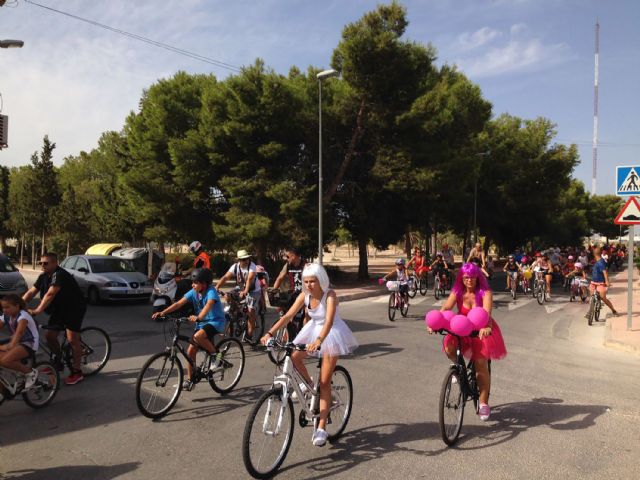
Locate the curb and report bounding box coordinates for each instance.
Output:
[337,289,386,303]
[604,317,640,356]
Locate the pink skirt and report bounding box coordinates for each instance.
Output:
[443,318,507,361]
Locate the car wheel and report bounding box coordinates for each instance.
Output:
[88,286,101,305]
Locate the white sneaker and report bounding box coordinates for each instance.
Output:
[312,428,328,446]
[24,369,38,390]
[291,382,308,400]
[209,355,223,373]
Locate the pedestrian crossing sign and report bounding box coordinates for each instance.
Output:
[614,196,640,225]
[616,166,640,196]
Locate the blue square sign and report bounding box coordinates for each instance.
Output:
[616,166,640,196]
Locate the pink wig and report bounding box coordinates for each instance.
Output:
[452,262,491,307]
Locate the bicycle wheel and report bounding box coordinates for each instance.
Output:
[408,276,417,298]
[419,276,428,296]
[434,277,441,300]
[22,360,60,409]
[242,387,294,479]
[267,327,289,365]
[536,285,544,305]
[587,296,595,326]
[135,352,183,419]
[594,300,601,322]
[79,327,111,376]
[209,337,245,394]
[325,365,353,441]
[388,293,396,321]
[439,368,464,446]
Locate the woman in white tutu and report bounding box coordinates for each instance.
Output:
[261,263,358,446]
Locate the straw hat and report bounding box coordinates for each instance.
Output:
[237,249,251,260]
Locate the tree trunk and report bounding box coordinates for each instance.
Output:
[20,233,25,269]
[357,235,369,280]
[41,228,46,255]
[31,234,36,270]
[66,240,70,259]
[404,231,412,259]
[147,242,153,278]
[462,219,470,264]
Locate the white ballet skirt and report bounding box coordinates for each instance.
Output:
[293,291,358,357]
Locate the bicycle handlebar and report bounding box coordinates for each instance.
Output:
[266,337,319,352]
[434,328,481,338]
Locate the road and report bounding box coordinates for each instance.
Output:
[2,272,640,479]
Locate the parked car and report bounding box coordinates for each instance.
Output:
[0,253,28,298]
[59,255,152,304]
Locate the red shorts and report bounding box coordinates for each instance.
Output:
[589,282,607,294]
[416,266,429,276]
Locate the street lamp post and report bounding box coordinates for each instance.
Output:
[473,151,490,244]
[0,39,24,49]
[316,68,339,265]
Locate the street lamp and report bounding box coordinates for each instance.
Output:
[473,151,490,244]
[0,39,24,49]
[316,68,339,265]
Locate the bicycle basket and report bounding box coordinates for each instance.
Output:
[386,281,401,292]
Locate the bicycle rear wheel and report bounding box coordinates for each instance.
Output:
[135,352,183,419]
[408,276,417,298]
[419,276,428,296]
[388,293,396,321]
[325,365,353,441]
[209,338,245,394]
[79,327,111,376]
[22,360,60,409]
[594,300,601,322]
[400,295,409,317]
[587,296,595,326]
[243,387,294,479]
[439,368,465,446]
[434,277,441,300]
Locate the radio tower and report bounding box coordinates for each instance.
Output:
[592,20,600,194]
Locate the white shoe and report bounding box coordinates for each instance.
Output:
[24,369,38,390]
[312,428,328,446]
[451,375,458,385]
[291,382,308,400]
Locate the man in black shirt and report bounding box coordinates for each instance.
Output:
[23,252,87,385]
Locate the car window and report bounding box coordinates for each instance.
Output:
[75,258,89,271]
[61,256,78,270]
[88,258,136,273]
[0,257,17,272]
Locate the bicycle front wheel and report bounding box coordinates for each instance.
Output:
[388,293,396,321]
[439,368,465,446]
[536,286,544,305]
[79,327,111,376]
[419,276,428,296]
[408,277,417,298]
[243,387,294,479]
[209,337,245,394]
[135,352,183,419]
[22,360,60,409]
[594,300,601,322]
[400,296,409,317]
[267,327,289,365]
[434,278,441,300]
[325,365,353,441]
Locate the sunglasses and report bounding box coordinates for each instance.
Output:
[41,262,50,266]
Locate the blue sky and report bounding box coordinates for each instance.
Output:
[0,0,638,195]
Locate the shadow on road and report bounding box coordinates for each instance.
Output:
[3,462,140,480]
[352,342,403,359]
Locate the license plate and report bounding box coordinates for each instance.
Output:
[127,289,143,295]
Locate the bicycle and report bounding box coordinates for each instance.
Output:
[569,277,587,303]
[266,288,306,365]
[434,270,449,300]
[222,290,264,345]
[0,356,59,409]
[387,281,409,321]
[585,289,603,326]
[507,271,518,300]
[533,271,549,305]
[408,270,428,298]
[434,328,490,446]
[242,339,353,479]
[38,324,111,376]
[520,272,531,295]
[135,316,245,419]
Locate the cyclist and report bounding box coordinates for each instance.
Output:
[407,247,429,282]
[442,244,455,269]
[467,242,486,268]
[566,262,589,301]
[503,254,521,291]
[381,258,410,304]
[0,294,39,392]
[260,263,358,447]
[588,247,619,316]
[531,252,553,298]
[182,241,211,277]
[429,262,507,421]
[430,253,450,288]
[23,252,87,385]
[216,250,262,343]
[152,268,226,390]
[272,247,307,334]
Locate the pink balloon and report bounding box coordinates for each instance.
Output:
[425,310,447,330]
[442,310,456,322]
[450,314,474,337]
[378,278,385,285]
[467,307,489,329]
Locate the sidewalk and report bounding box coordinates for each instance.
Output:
[603,266,640,355]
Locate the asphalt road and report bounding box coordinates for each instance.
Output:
[2,272,640,479]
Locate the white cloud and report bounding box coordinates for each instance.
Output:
[453,27,502,53]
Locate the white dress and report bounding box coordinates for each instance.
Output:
[293,291,358,357]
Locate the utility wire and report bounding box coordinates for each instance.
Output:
[22,0,242,72]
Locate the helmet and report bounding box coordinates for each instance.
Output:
[521,256,528,263]
[568,255,574,260]
[575,262,583,269]
[189,241,202,253]
[443,244,449,249]
[191,268,213,284]
[436,252,443,257]
[256,265,265,273]
[395,258,405,266]
[508,254,515,260]
[535,252,542,257]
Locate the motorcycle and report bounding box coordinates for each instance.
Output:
[151,262,191,318]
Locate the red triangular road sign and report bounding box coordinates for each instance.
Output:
[614,196,640,225]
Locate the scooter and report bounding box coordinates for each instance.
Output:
[151,262,191,318]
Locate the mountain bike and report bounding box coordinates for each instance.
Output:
[242,339,353,479]
[533,271,549,305]
[135,316,245,419]
[38,324,111,376]
[585,289,603,326]
[434,329,490,446]
[0,356,59,409]
[222,290,264,345]
[434,270,449,300]
[266,288,306,365]
[387,281,409,321]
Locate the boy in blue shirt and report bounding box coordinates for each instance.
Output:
[152,268,226,389]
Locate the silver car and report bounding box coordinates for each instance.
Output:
[60,255,152,304]
[0,254,28,297]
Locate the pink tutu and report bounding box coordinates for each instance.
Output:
[443,305,507,361]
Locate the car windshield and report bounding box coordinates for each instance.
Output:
[88,258,136,273]
[0,257,17,272]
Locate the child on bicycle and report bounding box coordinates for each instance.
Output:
[0,294,39,392]
[261,263,358,447]
[430,253,451,288]
[152,268,226,390]
[381,258,410,303]
[503,254,521,291]
[428,263,507,421]
[566,262,589,301]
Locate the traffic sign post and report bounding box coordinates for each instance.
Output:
[614,196,640,330]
